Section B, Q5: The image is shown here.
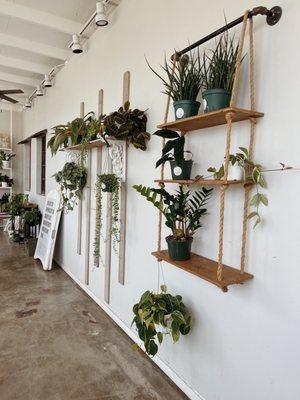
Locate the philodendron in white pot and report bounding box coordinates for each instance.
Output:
[0,151,15,169]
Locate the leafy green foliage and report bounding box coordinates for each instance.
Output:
[93,173,120,266]
[53,162,87,211]
[133,184,213,239]
[0,193,9,212]
[103,101,150,151]
[154,129,190,167]
[0,150,15,169]
[0,173,13,186]
[132,286,191,356]
[146,52,203,101]
[202,31,241,92]
[208,147,268,227]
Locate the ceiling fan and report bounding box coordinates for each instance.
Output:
[0,89,24,104]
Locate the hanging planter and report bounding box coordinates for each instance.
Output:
[202,31,242,112]
[154,129,193,180]
[132,285,191,356]
[146,52,203,120]
[93,173,120,266]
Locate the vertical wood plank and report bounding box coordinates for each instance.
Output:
[84,149,92,285]
[104,156,113,303]
[77,101,84,255]
[118,71,130,285]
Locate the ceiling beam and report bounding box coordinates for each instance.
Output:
[0,72,40,88]
[0,0,82,35]
[0,55,49,75]
[0,33,68,61]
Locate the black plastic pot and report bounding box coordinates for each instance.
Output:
[166,236,193,261]
[173,100,200,120]
[26,238,38,256]
[202,89,231,112]
[170,160,193,180]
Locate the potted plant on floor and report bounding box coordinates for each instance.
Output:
[147,52,203,120]
[132,285,191,356]
[23,207,42,256]
[154,129,193,180]
[53,162,87,211]
[208,147,267,228]
[93,173,120,265]
[202,31,241,112]
[133,184,213,260]
[102,101,150,151]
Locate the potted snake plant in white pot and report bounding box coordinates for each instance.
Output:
[154,129,193,180]
[147,51,203,120]
[133,184,213,261]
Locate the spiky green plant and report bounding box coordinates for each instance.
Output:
[146,51,203,101]
[202,31,241,92]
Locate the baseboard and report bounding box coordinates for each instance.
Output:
[54,258,205,400]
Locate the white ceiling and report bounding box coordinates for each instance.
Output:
[0,0,120,108]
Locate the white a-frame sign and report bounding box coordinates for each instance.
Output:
[34,190,62,270]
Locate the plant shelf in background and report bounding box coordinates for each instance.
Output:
[154,178,248,186]
[152,250,253,292]
[60,138,106,151]
[157,107,264,132]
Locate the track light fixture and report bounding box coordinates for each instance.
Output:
[36,85,43,97]
[95,1,108,26]
[24,99,32,109]
[44,74,52,87]
[72,34,83,54]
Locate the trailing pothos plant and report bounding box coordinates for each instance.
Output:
[53,162,87,211]
[208,147,267,228]
[133,184,212,240]
[93,173,120,266]
[102,101,150,151]
[131,285,191,356]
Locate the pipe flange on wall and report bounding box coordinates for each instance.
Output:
[266,6,282,26]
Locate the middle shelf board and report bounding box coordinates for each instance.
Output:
[152,250,253,292]
[155,179,245,186]
[157,107,264,132]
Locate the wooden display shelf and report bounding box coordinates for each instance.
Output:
[152,250,253,292]
[0,148,12,152]
[0,187,12,190]
[60,138,105,151]
[157,107,264,132]
[155,178,246,186]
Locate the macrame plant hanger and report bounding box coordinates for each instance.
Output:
[156,10,256,292]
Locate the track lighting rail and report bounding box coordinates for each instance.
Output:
[172,5,282,60]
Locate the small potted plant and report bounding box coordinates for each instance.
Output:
[98,173,119,193]
[23,207,42,256]
[154,129,193,180]
[0,151,15,169]
[131,285,191,356]
[134,184,213,260]
[147,52,203,120]
[0,174,12,188]
[202,31,241,112]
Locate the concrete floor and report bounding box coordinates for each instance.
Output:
[0,232,188,400]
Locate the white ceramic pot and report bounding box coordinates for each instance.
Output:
[2,160,10,169]
[227,164,243,181]
[1,182,8,188]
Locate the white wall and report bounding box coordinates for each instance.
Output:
[21,1,300,399]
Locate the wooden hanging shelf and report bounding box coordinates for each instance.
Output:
[60,138,106,151]
[155,178,247,186]
[157,107,264,132]
[152,250,253,292]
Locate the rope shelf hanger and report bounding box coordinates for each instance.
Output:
[154,6,282,292]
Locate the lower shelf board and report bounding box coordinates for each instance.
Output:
[152,250,253,292]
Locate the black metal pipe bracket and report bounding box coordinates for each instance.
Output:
[172,5,282,59]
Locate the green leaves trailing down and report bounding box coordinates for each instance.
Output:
[93,173,120,266]
[208,147,268,228]
[146,51,203,102]
[103,101,150,151]
[154,129,187,167]
[133,184,213,240]
[131,286,191,356]
[202,30,242,92]
[53,162,87,212]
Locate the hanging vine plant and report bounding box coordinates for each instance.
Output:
[53,162,87,211]
[93,173,120,266]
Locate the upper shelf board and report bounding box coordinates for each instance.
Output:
[157,107,264,132]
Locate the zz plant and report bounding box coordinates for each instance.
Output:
[53,162,87,211]
[93,173,120,266]
[132,285,191,356]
